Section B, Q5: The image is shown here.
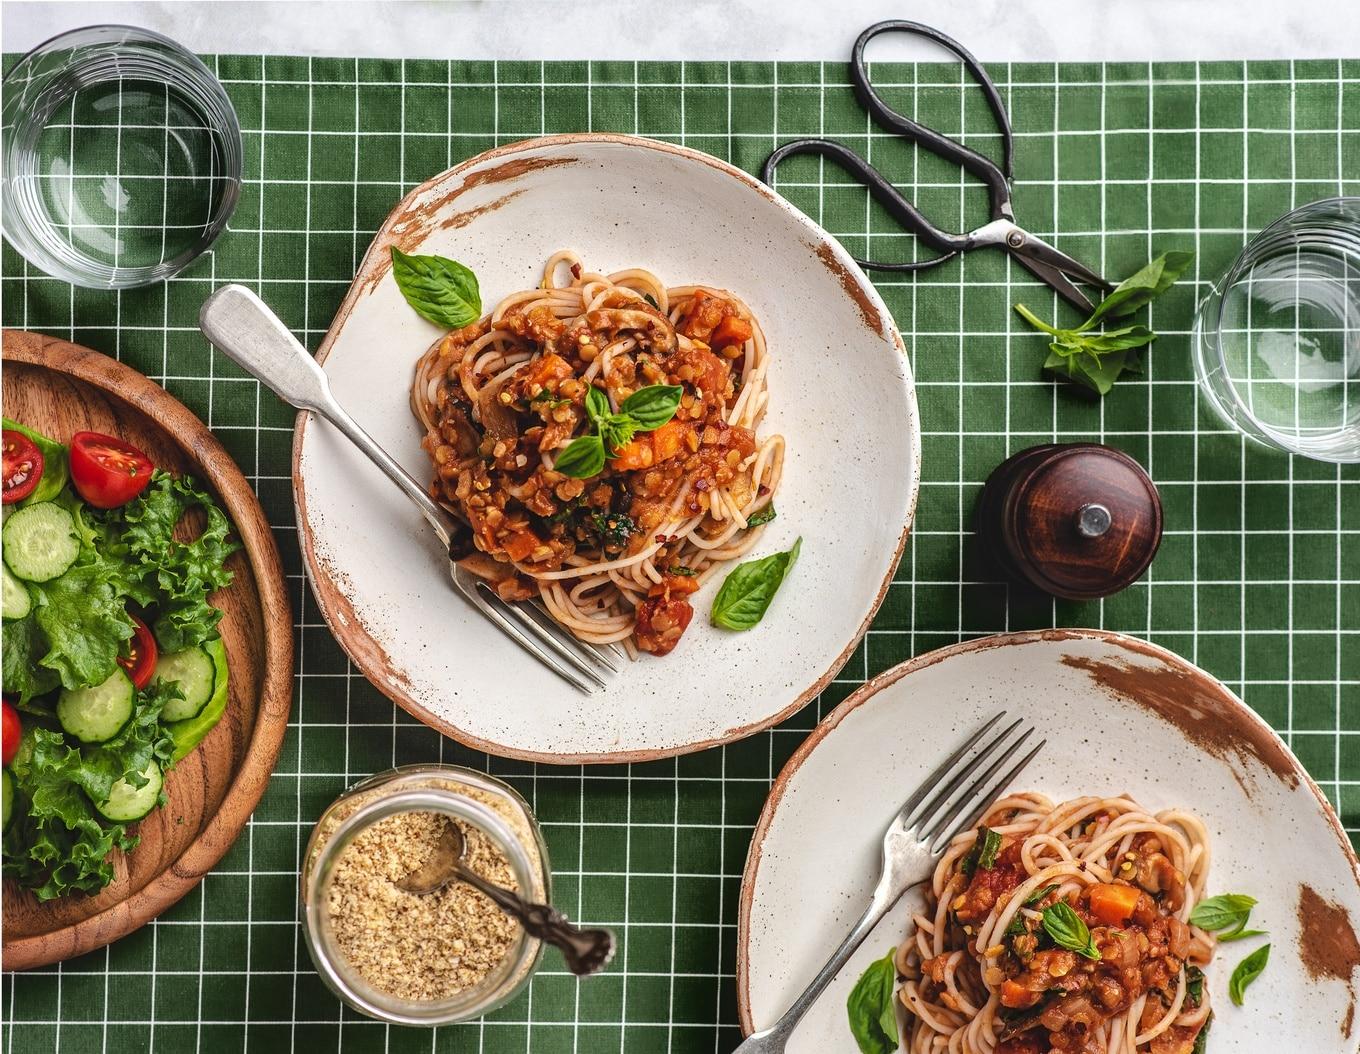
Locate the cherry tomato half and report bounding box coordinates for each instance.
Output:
[2,701,21,766]
[69,431,154,509]
[117,614,159,691]
[2,429,44,505]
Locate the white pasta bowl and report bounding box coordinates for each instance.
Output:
[292,134,920,763]
[738,630,1360,1053]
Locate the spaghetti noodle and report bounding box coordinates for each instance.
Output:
[895,793,1215,1054]
[411,251,784,656]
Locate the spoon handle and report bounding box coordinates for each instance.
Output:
[454,866,615,977]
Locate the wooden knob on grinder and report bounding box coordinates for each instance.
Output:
[976,443,1163,600]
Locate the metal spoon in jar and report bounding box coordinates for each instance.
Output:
[397,821,615,977]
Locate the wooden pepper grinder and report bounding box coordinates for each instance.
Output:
[976,444,1163,600]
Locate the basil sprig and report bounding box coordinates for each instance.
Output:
[746,503,777,527]
[1188,893,1265,942]
[555,384,683,480]
[1184,964,1205,1008]
[1228,943,1270,1005]
[552,386,680,481]
[1014,250,1194,396]
[1041,902,1100,961]
[845,948,898,1054]
[711,538,801,631]
[390,246,482,328]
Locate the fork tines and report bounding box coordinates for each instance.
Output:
[895,712,1045,855]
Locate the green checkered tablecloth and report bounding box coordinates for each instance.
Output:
[3,53,1359,1053]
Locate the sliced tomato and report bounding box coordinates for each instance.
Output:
[1,701,20,766]
[69,431,154,509]
[117,615,159,691]
[2,429,44,505]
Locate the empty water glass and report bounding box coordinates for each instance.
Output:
[1,25,242,289]
[1193,197,1360,463]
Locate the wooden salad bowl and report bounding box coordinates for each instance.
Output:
[1,330,293,970]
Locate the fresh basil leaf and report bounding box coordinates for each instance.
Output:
[846,948,898,1054]
[710,538,802,632]
[1192,1012,1213,1054]
[746,503,777,527]
[1084,250,1195,327]
[390,246,482,329]
[1042,902,1100,960]
[1217,926,1267,943]
[1024,883,1058,907]
[962,827,1002,875]
[1229,943,1270,1005]
[619,384,683,431]
[669,565,699,577]
[1185,965,1204,1008]
[642,293,661,310]
[1044,345,1132,396]
[1080,325,1157,354]
[585,384,610,425]
[554,434,606,479]
[1005,912,1029,937]
[1189,893,1257,933]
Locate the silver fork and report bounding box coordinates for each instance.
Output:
[198,283,618,693]
[735,712,1044,1054]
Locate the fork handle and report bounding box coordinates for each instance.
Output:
[734,877,915,1053]
[199,284,453,547]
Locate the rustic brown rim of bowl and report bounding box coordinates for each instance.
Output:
[290,132,921,765]
[733,626,1360,1035]
[2,330,294,971]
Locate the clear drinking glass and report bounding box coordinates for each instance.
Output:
[300,765,551,1026]
[1192,197,1360,462]
[1,25,242,288]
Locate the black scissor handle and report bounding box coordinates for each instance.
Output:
[760,138,964,273]
[851,19,1014,199]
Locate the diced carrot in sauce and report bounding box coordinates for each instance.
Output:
[1087,882,1142,926]
[648,574,701,598]
[610,439,654,472]
[649,421,687,462]
[1000,979,1041,1010]
[523,353,572,390]
[710,315,752,350]
[502,529,541,562]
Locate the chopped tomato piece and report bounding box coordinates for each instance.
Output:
[69,431,154,508]
[1,701,20,766]
[610,439,654,472]
[634,596,694,656]
[502,529,541,562]
[1087,882,1143,926]
[710,315,753,350]
[117,615,159,691]
[2,430,43,505]
[648,420,688,463]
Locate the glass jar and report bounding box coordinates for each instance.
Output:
[300,764,550,1026]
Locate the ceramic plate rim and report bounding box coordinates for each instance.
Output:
[734,626,1360,1036]
[291,133,922,764]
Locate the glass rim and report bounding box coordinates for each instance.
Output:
[1195,194,1360,462]
[0,22,243,289]
[301,784,546,1027]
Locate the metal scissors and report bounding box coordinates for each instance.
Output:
[761,20,1112,314]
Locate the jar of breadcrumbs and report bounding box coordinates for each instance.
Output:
[300,764,550,1025]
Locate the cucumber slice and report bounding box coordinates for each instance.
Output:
[2,563,31,619]
[96,761,162,823]
[57,669,135,744]
[2,501,80,582]
[168,638,229,763]
[2,768,12,829]
[154,646,216,721]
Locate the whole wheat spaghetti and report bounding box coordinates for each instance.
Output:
[894,793,1216,1054]
[412,251,783,656]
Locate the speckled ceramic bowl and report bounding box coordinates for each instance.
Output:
[293,134,920,763]
[738,630,1360,1053]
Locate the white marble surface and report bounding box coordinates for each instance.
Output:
[4,0,1358,61]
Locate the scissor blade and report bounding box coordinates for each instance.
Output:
[1015,232,1112,291]
[1011,251,1098,315]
